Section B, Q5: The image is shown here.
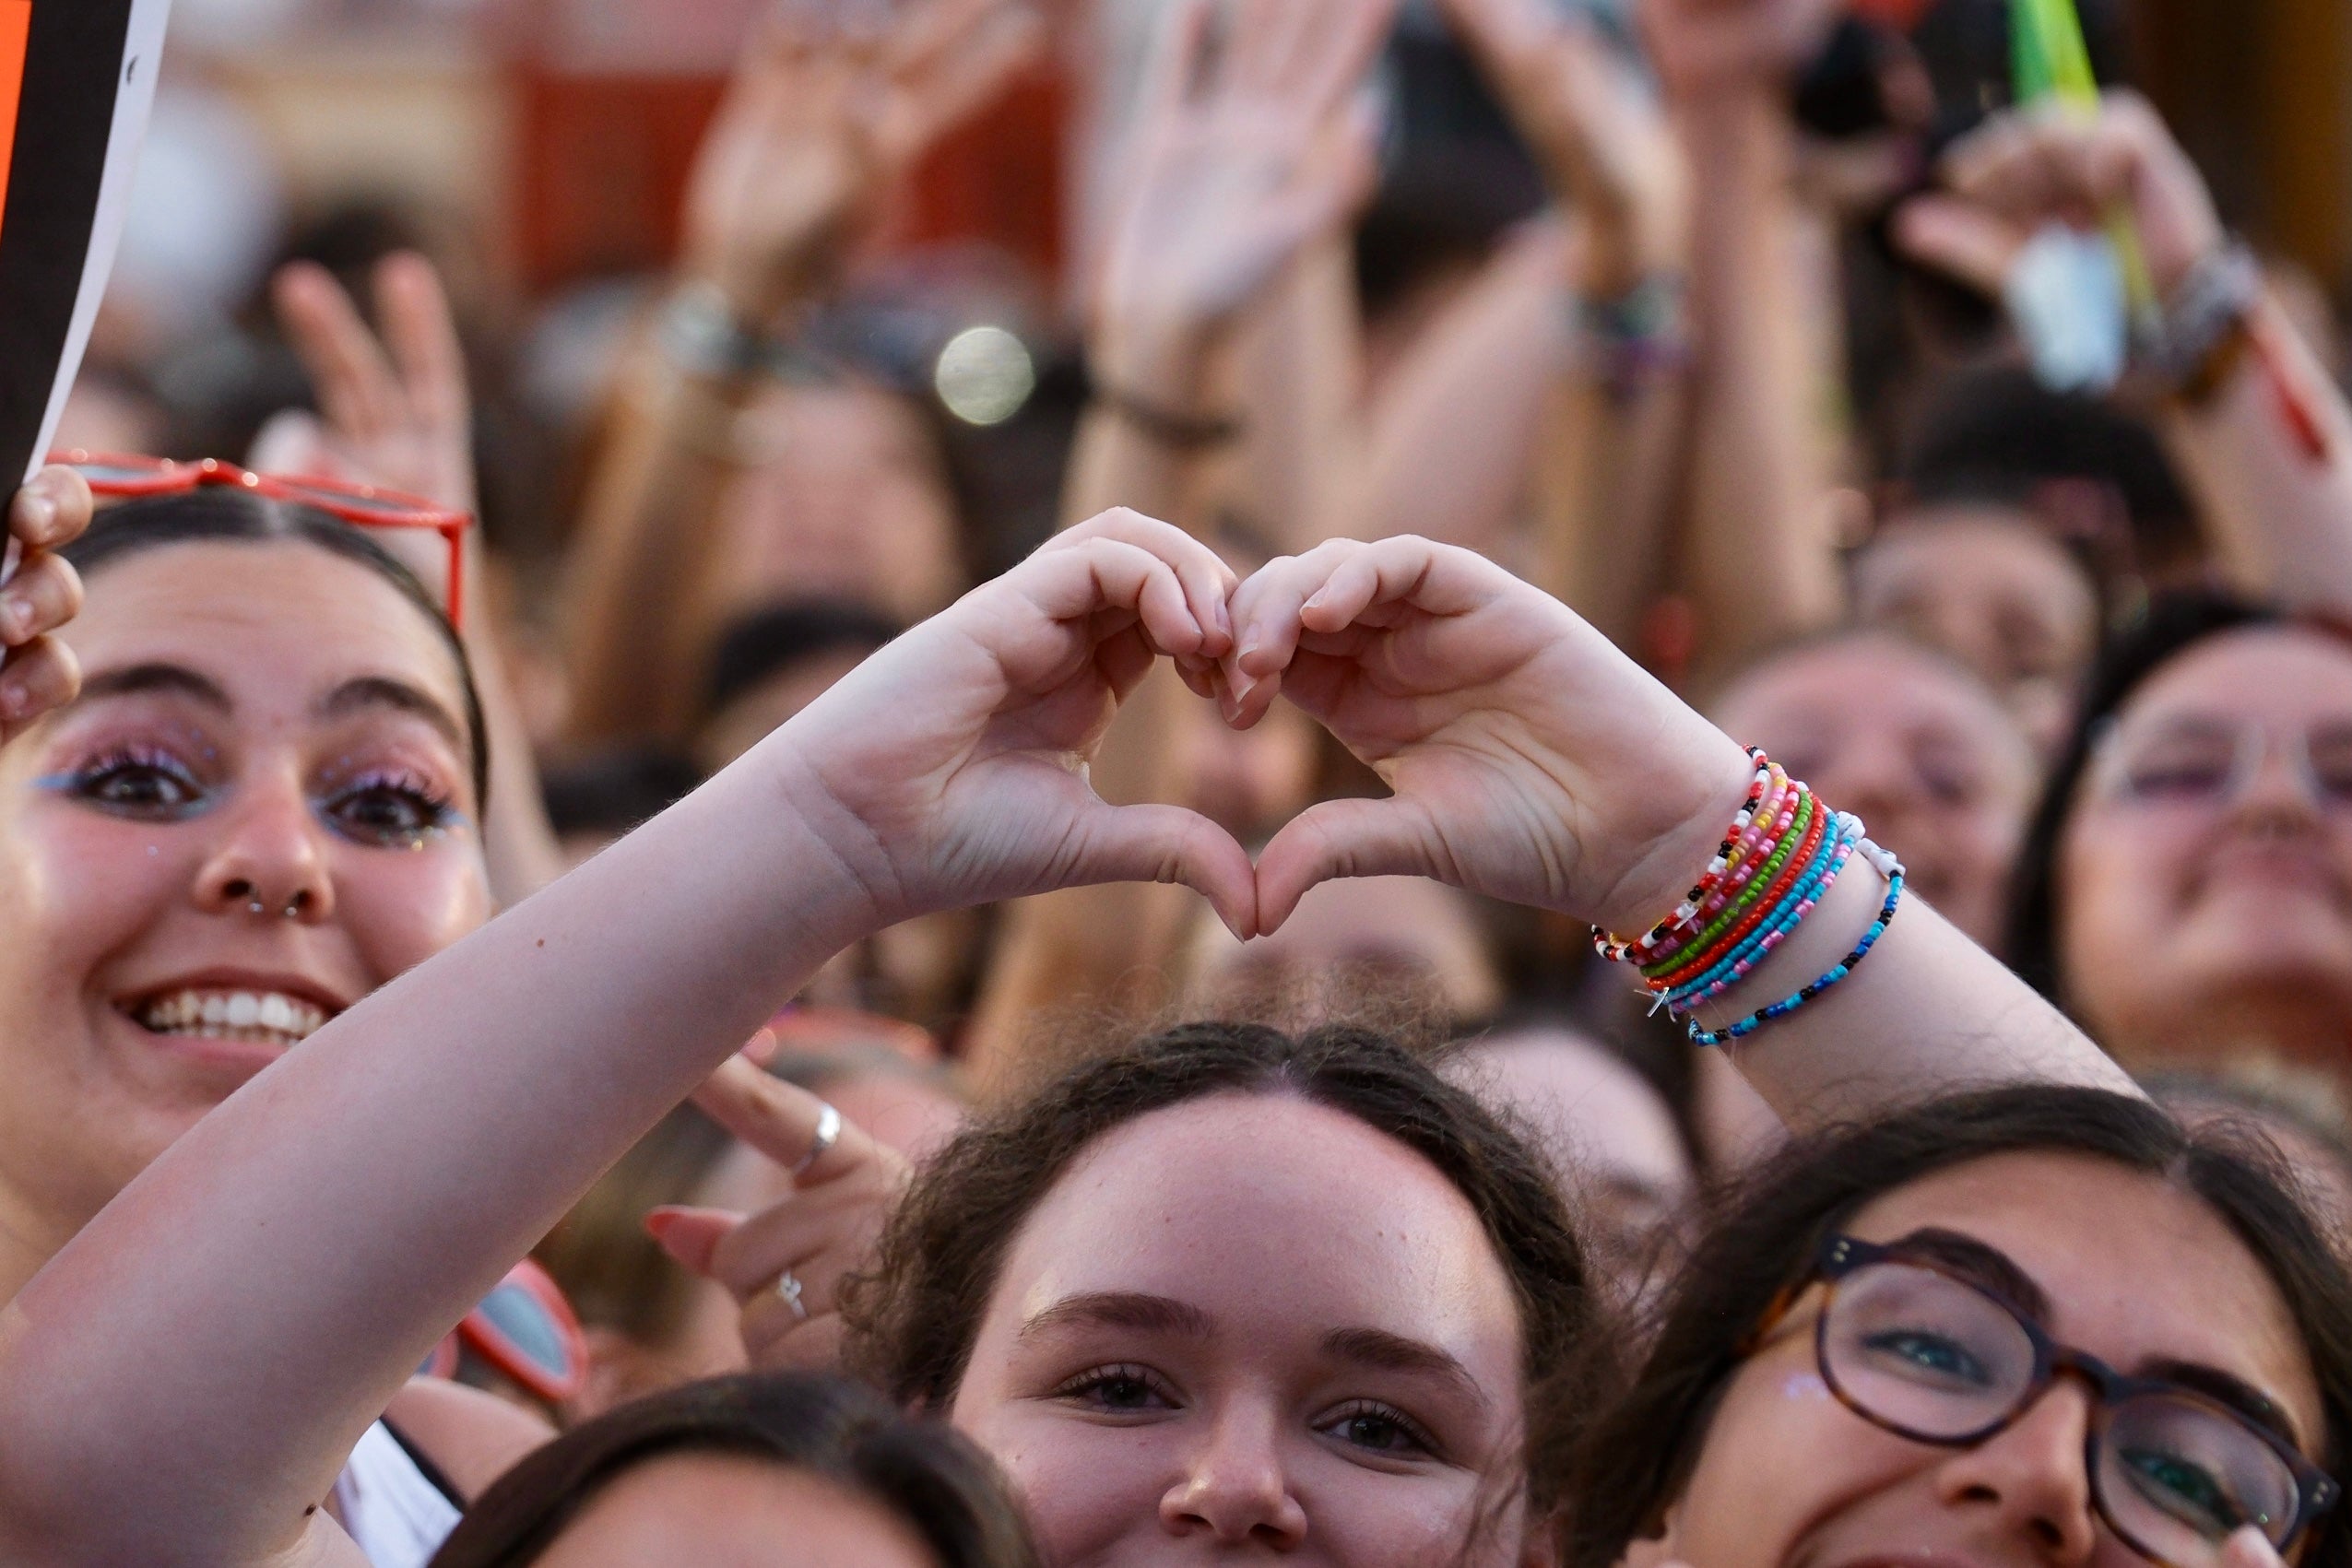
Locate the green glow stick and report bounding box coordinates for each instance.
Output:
[2009,0,2159,318]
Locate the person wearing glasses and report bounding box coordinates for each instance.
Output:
[2008,592,2352,1077]
[1568,1086,2352,1568]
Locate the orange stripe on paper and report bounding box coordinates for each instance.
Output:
[0,2,31,253]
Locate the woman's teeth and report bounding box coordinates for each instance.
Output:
[133,989,328,1048]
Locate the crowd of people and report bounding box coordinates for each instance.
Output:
[1,0,2351,1562]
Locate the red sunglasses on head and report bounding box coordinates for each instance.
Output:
[420,1256,588,1407]
[53,451,473,627]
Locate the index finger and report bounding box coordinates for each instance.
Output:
[691,1055,877,1185]
[1053,508,1237,654]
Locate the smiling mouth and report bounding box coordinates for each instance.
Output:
[123,988,332,1051]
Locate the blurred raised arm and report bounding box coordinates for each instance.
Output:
[1641,0,1844,672]
[561,0,1040,744]
[1897,92,2352,614]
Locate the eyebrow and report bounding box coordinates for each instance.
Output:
[1018,1292,1217,1342]
[2140,1358,2305,1453]
[317,676,467,753]
[1889,1228,2053,1322]
[77,663,232,712]
[1322,1327,1490,1411]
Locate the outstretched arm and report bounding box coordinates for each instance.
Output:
[1897,93,2352,613]
[1064,0,1388,531]
[561,0,1040,743]
[0,513,1249,1566]
[1224,535,2135,1127]
[1641,0,1844,673]
[1433,0,1692,643]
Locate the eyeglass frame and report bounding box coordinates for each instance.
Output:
[1754,1232,2343,1562]
[54,451,472,629]
[2085,711,2352,815]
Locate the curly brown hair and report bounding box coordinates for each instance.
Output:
[843,1020,1609,1517]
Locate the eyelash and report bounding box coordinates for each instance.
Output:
[1047,1363,1180,1415]
[53,749,458,850]
[53,744,210,821]
[1316,1398,1442,1460]
[318,767,459,851]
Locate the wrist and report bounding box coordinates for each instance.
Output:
[1585,737,1767,938]
[1091,309,1220,410]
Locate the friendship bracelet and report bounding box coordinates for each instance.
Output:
[1665,823,1860,1013]
[1645,766,1800,964]
[1642,785,1818,982]
[1688,843,1906,1048]
[1649,807,1838,1004]
[1593,749,1774,964]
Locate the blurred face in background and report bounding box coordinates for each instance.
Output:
[708,381,964,628]
[1712,632,2039,947]
[0,539,490,1274]
[2057,626,2352,1067]
[1446,1029,1694,1303]
[1186,875,1505,1026]
[1851,506,2100,754]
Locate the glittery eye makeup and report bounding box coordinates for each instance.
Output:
[37,741,217,823]
[313,764,464,852]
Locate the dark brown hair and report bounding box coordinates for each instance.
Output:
[428,1372,1037,1568]
[845,1020,1604,1515]
[1566,1087,2352,1568]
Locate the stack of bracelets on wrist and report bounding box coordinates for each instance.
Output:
[1590,749,1907,1047]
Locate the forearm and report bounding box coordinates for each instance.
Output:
[1064,317,1231,530]
[0,742,880,1562]
[560,341,758,744]
[1675,92,1842,669]
[1347,223,1573,556]
[2162,299,2352,612]
[1694,844,2136,1129]
[1233,237,1367,550]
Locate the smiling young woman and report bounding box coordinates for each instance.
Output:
[1567,1088,2352,1568]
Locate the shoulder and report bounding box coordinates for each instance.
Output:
[382,1378,556,1503]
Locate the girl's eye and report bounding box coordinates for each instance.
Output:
[1862,1328,1992,1387]
[321,775,457,850]
[1051,1365,1177,1415]
[59,750,208,820]
[1317,1401,1437,1458]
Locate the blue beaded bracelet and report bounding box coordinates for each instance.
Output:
[1687,852,1905,1048]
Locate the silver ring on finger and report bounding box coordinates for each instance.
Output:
[791,1102,842,1179]
[774,1269,809,1323]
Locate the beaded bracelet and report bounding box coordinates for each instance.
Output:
[1591,749,1774,964]
[1641,787,1819,984]
[1686,840,1906,1048]
[1650,807,1842,1004]
[1663,820,1859,1014]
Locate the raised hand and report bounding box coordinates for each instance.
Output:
[649,1050,907,1373]
[1092,0,1393,395]
[0,466,93,740]
[683,0,1043,324]
[266,252,477,514]
[1894,92,2223,303]
[1224,535,1754,935]
[1438,0,1683,296]
[770,508,1259,936]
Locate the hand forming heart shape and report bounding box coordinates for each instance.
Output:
[778,509,1758,948]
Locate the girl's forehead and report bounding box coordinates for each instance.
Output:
[64,542,468,720]
[2127,626,2352,720]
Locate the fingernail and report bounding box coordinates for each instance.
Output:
[18,494,53,536]
[1304,588,1329,612]
[0,683,27,722]
[1,596,27,642]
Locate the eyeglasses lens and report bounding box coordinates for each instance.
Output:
[476,1282,572,1378]
[1824,1262,2038,1440]
[1826,1265,2303,1562]
[2098,1395,2300,1560]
